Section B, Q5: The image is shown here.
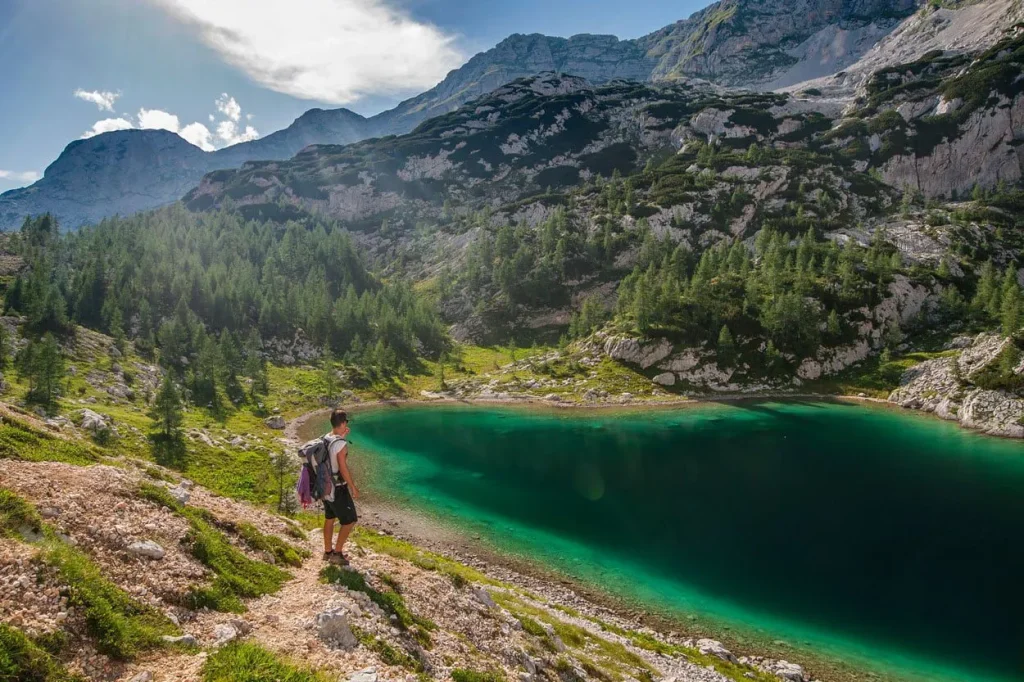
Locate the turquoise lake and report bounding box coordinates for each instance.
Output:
[334,401,1024,682]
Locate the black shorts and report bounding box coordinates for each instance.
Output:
[323,484,357,524]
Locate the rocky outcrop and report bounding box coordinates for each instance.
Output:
[601,335,673,369]
[881,94,1024,199]
[785,0,1024,97]
[640,0,916,88]
[888,333,1024,438]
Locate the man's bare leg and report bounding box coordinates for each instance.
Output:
[323,518,335,554]
[334,522,356,555]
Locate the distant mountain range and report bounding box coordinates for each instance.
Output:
[2,0,1018,231]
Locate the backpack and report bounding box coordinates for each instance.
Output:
[296,435,341,508]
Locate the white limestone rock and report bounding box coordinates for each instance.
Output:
[316,607,358,649]
[653,372,676,387]
[602,335,674,369]
[127,540,165,561]
[696,638,737,664]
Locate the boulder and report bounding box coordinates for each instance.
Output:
[959,388,1024,438]
[212,622,241,647]
[264,416,286,430]
[602,335,674,369]
[347,668,378,682]
[653,372,676,387]
[162,634,198,647]
[168,484,191,505]
[768,660,806,682]
[127,540,165,560]
[696,638,737,664]
[316,607,358,649]
[77,409,109,433]
[472,588,498,609]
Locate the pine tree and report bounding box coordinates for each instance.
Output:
[1000,271,1022,337]
[322,347,337,399]
[20,333,65,411]
[0,323,9,372]
[717,325,735,365]
[150,374,183,439]
[271,449,298,515]
[826,309,842,340]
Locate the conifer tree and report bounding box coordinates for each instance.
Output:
[150,374,183,439]
[1000,270,1022,337]
[20,333,65,411]
[322,347,337,399]
[717,325,735,365]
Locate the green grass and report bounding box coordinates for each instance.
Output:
[236,523,310,568]
[451,669,506,682]
[351,526,501,588]
[201,642,330,682]
[352,627,423,671]
[0,488,179,660]
[0,416,102,465]
[45,541,180,659]
[138,483,291,612]
[320,565,436,638]
[0,488,43,538]
[810,349,957,397]
[0,623,84,682]
[492,592,650,680]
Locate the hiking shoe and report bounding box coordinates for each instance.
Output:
[322,551,334,561]
[328,552,349,566]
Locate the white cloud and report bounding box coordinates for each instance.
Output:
[180,122,215,151]
[215,93,241,122]
[136,108,181,132]
[216,120,260,146]
[149,0,464,104]
[73,89,121,112]
[79,94,259,149]
[0,170,41,184]
[82,117,135,138]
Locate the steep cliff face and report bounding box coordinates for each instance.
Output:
[786,0,1024,96]
[820,28,1024,198]
[370,33,656,136]
[639,0,917,88]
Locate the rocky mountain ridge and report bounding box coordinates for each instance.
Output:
[4,0,1011,232]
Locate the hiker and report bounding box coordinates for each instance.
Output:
[321,408,359,565]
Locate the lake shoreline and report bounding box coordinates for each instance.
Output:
[287,396,1003,682]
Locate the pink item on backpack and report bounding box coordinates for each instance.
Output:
[297,463,313,509]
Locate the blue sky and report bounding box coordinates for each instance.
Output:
[0,0,710,190]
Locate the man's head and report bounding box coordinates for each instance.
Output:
[330,408,350,436]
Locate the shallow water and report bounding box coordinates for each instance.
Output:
[333,401,1024,681]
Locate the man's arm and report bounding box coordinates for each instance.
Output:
[336,444,359,499]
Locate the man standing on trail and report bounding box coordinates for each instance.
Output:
[323,408,359,565]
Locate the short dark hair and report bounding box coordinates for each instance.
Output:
[330,408,348,428]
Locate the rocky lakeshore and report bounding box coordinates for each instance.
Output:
[888,333,1024,438]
